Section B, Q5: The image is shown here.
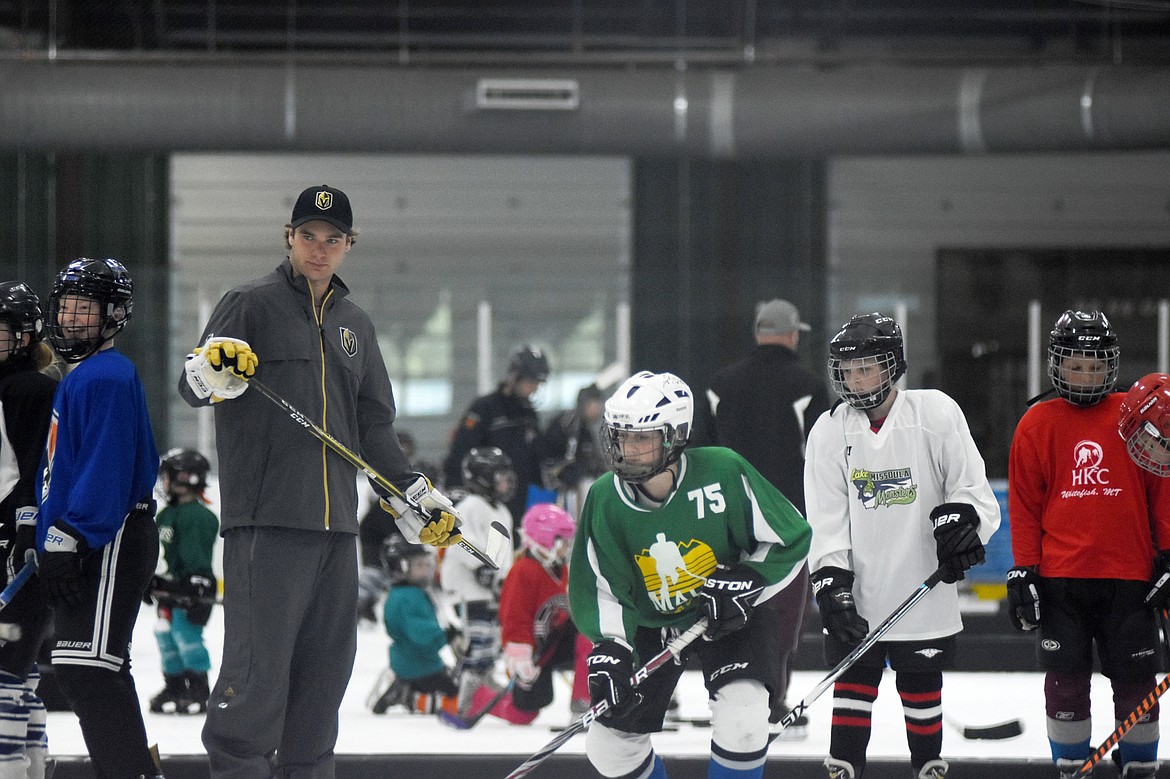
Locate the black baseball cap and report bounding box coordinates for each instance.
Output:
[290,185,354,234]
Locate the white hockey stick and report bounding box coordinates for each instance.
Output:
[505,618,708,779]
[247,376,510,568]
[769,567,946,741]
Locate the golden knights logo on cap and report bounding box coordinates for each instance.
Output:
[315,190,333,211]
[339,326,358,357]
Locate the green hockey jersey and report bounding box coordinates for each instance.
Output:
[569,446,811,652]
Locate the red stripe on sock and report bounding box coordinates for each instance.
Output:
[898,690,941,704]
[905,721,943,735]
[832,715,873,728]
[834,682,879,697]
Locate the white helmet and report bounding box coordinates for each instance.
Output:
[601,371,693,482]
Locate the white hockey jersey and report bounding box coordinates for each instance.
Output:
[440,492,514,603]
[804,389,1001,641]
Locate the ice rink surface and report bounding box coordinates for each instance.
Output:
[39,603,1170,765]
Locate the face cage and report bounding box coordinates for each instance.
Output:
[601,425,679,483]
[1125,421,1170,478]
[1048,344,1119,406]
[527,535,572,569]
[45,294,124,363]
[828,352,900,410]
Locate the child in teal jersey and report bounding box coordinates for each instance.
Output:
[569,371,812,779]
[148,448,219,716]
[373,535,460,716]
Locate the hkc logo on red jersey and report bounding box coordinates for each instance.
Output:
[1070,439,1109,486]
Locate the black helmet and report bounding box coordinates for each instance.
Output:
[461,446,517,503]
[380,533,434,584]
[1048,310,1119,406]
[46,258,134,362]
[827,313,906,410]
[0,281,44,360]
[508,345,550,382]
[159,448,211,489]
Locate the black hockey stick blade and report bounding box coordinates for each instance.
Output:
[944,714,1023,740]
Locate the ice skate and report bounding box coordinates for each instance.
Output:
[149,675,187,715]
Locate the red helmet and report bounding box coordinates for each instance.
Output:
[1119,373,1170,477]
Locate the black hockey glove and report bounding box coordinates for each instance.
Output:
[6,507,37,585]
[929,502,985,584]
[1146,552,1170,610]
[1006,566,1041,631]
[811,566,870,647]
[183,574,217,626]
[143,574,172,606]
[586,638,640,719]
[696,564,767,641]
[39,523,88,608]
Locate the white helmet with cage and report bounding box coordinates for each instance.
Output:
[601,371,693,483]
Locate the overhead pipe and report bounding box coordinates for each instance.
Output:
[0,61,1168,156]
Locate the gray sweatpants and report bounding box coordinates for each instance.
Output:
[202,527,358,779]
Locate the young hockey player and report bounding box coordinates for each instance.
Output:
[37,258,161,779]
[1009,311,1170,779]
[440,447,516,711]
[1118,372,1170,478]
[474,502,589,723]
[0,281,57,779]
[569,371,812,779]
[148,448,219,716]
[372,535,460,716]
[804,313,1000,779]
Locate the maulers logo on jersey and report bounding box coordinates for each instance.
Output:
[850,467,917,509]
[634,533,719,613]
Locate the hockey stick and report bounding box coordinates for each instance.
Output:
[505,618,708,779]
[1069,608,1170,779]
[246,376,509,569]
[769,567,946,741]
[943,712,1024,740]
[442,617,575,730]
[0,557,36,611]
[438,678,516,730]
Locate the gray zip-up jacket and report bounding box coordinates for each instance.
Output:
[178,260,411,535]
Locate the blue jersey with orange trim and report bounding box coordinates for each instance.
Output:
[36,349,158,551]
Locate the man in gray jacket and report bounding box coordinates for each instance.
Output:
[179,185,459,779]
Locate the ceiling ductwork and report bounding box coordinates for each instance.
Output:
[0,61,1167,156]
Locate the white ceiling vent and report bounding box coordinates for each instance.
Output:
[475,78,580,110]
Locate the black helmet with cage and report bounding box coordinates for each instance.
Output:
[46,258,134,363]
[380,533,435,585]
[461,446,517,504]
[159,448,211,490]
[1047,309,1119,406]
[0,282,45,361]
[827,313,907,410]
[507,345,550,382]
